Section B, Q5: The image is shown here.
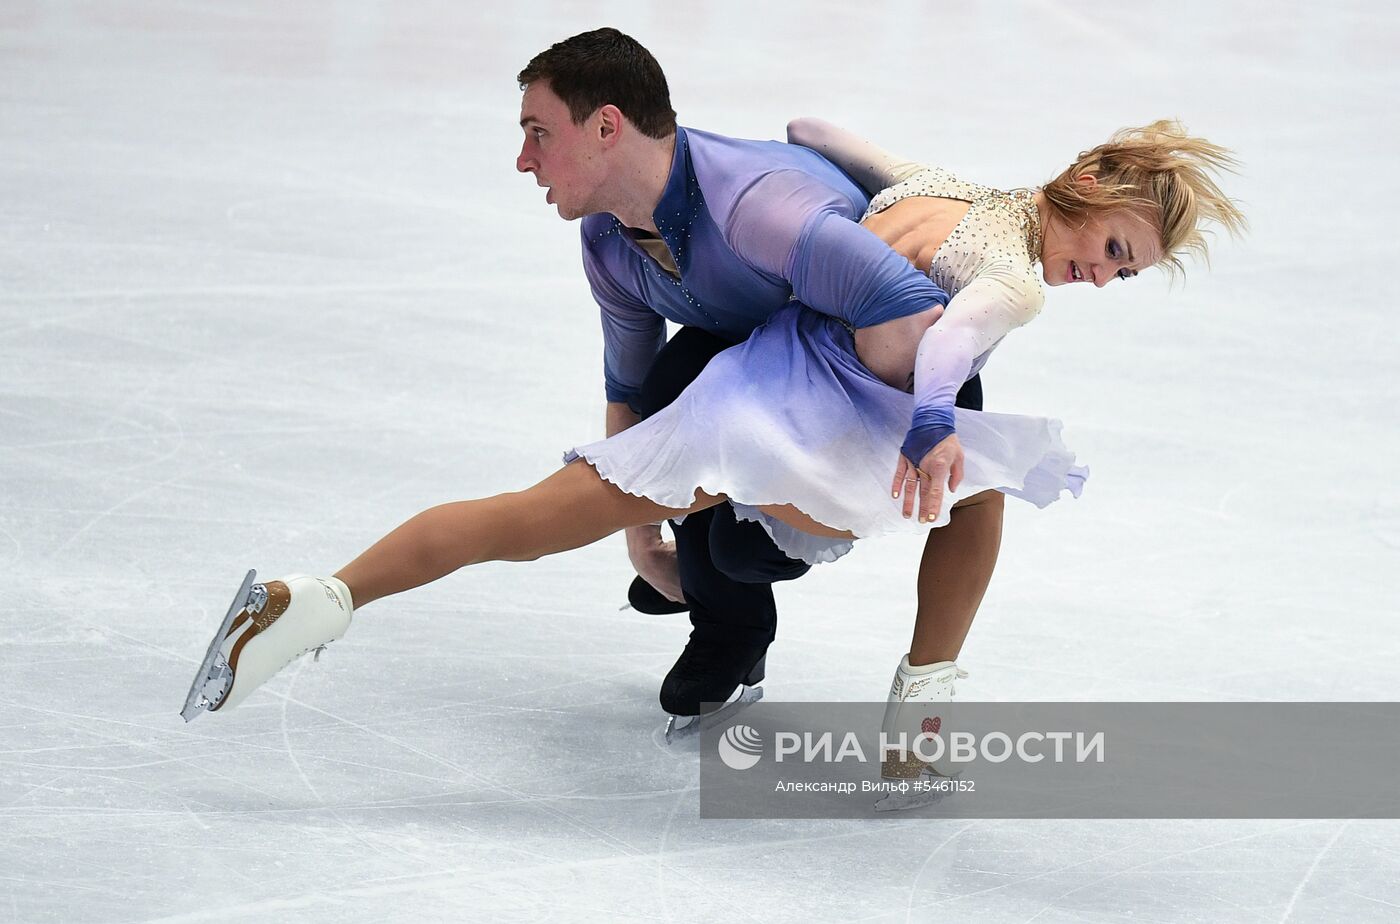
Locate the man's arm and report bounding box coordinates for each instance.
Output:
[582,229,684,602]
[722,168,948,329]
[581,226,668,407]
[605,400,642,437]
[722,168,954,521]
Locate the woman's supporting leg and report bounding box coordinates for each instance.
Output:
[759,489,1004,664]
[877,489,1001,785]
[908,488,1004,664]
[336,461,723,609]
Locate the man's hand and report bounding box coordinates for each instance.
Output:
[625,524,684,603]
[891,434,964,524]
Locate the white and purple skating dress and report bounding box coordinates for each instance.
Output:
[568,164,1087,565]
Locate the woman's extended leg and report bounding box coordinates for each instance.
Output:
[760,491,1005,664]
[337,461,724,608]
[185,462,723,718]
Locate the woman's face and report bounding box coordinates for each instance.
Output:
[1041,201,1162,288]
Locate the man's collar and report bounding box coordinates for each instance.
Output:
[651,127,702,251]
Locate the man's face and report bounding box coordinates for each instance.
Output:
[516,81,607,220]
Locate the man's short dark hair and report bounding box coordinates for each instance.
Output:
[517,28,677,139]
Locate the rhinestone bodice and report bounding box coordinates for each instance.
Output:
[864,166,1044,306]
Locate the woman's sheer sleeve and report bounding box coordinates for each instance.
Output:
[786,117,926,195]
[900,264,1043,464]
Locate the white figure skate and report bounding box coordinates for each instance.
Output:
[874,656,967,812]
[180,571,353,721]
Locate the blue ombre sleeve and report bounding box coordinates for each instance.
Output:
[722,169,947,327]
[581,233,667,405]
[901,265,1042,463]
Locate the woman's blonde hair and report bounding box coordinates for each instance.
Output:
[1042,119,1246,278]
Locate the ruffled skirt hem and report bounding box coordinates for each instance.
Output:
[563,306,1087,566]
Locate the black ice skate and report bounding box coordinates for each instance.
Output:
[660,626,770,744]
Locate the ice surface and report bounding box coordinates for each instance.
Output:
[3,2,1399,921]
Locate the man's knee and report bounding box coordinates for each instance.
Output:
[711,544,810,583]
[708,505,811,584]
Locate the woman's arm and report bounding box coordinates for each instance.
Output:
[786,117,926,195]
[906,267,1041,453]
[891,265,1043,522]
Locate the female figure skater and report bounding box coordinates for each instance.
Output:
[183,119,1243,774]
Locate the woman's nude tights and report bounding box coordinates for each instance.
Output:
[336,455,994,667]
[336,461,690,607]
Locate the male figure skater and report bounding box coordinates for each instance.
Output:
[514,28,996,722]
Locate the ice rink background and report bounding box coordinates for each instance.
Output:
[3,1,1399,921]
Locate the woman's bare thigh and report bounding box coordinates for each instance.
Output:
[525,460,725,546]
[756,489,1002,543]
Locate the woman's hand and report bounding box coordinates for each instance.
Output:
[891,435,964,523]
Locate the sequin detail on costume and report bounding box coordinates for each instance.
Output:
[864,165,1044,308]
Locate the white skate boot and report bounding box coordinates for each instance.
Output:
[875,656,967,812]
[180,571,354,721]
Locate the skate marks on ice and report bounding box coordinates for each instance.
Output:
[5,620,718,919]
[4,0,1400,917]
[873,777,956,814]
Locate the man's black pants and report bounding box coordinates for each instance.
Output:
[629,326,983,641]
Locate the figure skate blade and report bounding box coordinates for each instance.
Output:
[180,569,257,722]
[663,683,764,745]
